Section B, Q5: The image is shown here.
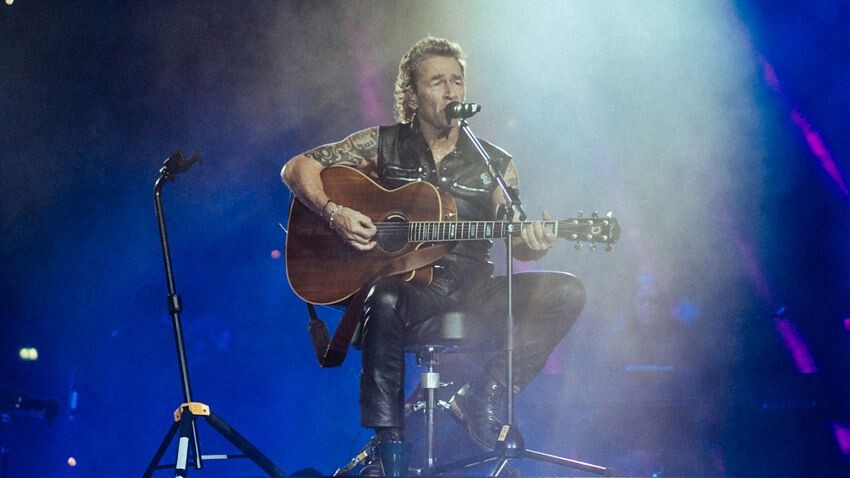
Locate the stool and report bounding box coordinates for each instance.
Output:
[405,311,488,471]
[334,311,488,476]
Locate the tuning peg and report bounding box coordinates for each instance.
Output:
[589,243,597,252]
[605,243,613,252]
[592,211,599,219]
[577,211,583,218]
[606,211,614,218]
[574,241,582,250]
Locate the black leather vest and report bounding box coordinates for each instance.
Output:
[377,122,513,283]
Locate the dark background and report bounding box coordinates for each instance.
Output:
[2,1,848,476]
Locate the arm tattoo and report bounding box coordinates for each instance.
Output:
[304,128,377,167]
[350,128,378,157]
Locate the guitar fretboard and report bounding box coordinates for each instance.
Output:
[402,221,557,242]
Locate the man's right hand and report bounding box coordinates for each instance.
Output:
[331,206,377,251]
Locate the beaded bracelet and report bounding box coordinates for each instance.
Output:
[328,203,343,229]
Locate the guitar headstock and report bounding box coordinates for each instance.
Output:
[557,211,620,252]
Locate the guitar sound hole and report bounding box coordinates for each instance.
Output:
[377,214,407,253]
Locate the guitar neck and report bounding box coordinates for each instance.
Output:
[379,219,614,243]
[402,220,544,242]
[375,215,618,246]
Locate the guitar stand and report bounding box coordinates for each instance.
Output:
[143,152,284,478]
[144,402,284,478]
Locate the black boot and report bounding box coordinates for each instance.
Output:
[449,374,506,450]
[360,428,408,477]
[360,439,383,478]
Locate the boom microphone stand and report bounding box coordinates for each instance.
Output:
[143,151,284,478]
[432,110,615,477]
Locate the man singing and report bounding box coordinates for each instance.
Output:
[282,37,585,473]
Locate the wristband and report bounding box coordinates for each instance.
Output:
[321,198,334,217]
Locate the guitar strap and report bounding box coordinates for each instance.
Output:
[306,243,452,368]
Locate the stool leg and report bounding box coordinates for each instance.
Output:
[420,348,441,470]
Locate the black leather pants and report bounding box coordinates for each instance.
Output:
[359,270,586,428]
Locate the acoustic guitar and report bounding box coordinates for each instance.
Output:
[285,165,620,306]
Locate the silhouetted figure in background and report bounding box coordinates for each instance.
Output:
[577,274,715,476]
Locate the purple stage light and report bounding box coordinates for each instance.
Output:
[759,56,848,196]
[759,56,780,93]
[774,317,818,374]
[790,110,848,196]
[348,29,385,125]
[832,422,850,456]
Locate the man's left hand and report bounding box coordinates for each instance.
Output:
[520,210,556,252]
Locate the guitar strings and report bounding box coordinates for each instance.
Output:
[371,220,599,237]
[372,220,574,228]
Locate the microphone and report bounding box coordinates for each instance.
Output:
[445,101,481,121]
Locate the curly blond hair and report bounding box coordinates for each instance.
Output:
[393,37,466,124]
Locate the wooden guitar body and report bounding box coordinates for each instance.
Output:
[285,166,457,305]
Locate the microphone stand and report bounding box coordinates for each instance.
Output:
[143,151,284,478]
[431,121,615,477]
